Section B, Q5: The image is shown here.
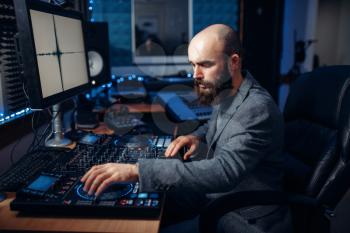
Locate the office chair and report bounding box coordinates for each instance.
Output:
[198,66,350,233]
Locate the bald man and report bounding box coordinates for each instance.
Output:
[81,24,292,233]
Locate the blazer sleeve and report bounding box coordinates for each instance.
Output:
[190,122,208,139]
[138,106,277,194]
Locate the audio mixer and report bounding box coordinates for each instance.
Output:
[11,172,163,218]
[1,133,175,218]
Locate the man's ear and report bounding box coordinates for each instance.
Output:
[230,54,240,70]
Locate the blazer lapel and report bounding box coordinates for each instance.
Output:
[208,72,255,151]
[206,105,219,145]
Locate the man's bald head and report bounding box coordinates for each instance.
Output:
[190,24,241,57]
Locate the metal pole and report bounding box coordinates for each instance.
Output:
[45,103,72,148]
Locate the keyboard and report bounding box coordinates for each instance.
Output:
[0,134,173,192]
[0,148,72,192]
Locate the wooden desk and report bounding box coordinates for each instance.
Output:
[0,193,161,233]
[107,103,164,113]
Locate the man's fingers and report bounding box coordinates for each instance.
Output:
[170,143,184,156]
[81,165,97,182]
[183,144,196,160]
[95,177,114,197]
[87,173,110,195]
[81,164,105,182]
[164,141,175,156]
[165,138,183,157]
[83,166,106,192]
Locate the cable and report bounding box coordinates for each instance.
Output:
[28,108,58,153]
[27,111,38,153]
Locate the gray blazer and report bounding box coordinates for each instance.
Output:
[139,71,286,223]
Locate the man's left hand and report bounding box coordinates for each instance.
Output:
[80,163,139,197]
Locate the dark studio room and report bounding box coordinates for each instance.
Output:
[0,0,350,232]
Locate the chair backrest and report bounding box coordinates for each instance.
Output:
[283,65,350,231]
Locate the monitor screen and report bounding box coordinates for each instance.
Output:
[14,0,90,110]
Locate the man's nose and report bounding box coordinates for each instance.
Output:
[193,66,203,79]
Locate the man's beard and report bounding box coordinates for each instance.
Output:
[194,74,232,105]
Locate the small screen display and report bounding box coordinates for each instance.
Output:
[79,134,99,145]
[27,175,58,192]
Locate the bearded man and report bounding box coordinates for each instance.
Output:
[81,24,292,233]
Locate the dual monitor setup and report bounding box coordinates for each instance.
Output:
[13,0,99,147]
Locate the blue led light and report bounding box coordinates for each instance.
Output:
[90,18,95,22]
[137,77,144,81]
[102,84,106,88]
[89,0,93,3]
[88,6,93,11]
[128,76,133,81]
[85,93,91,99]
[187,73,192,78]
[107,83,112,88]
[0,108,33,125]
[111,74,116,80]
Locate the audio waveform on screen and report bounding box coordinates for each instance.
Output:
[33,13,86,94]
[37,51,84,56]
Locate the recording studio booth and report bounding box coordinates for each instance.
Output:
[0,0,349,233]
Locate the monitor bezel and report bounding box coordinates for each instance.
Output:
[14,0,91,110]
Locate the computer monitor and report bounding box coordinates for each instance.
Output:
[13,0,90,110]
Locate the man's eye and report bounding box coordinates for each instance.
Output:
[202,63,212,68]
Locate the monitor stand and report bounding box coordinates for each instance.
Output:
[45,103,72,148]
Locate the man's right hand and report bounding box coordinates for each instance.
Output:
[164,135,200,160]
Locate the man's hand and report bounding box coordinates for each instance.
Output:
[80,163,139,197]
[164,135,200,160]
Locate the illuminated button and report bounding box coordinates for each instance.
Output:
[135,199,144,207]
[156,138,164,147]
[144,199,152,207]
[151,200,159,207]
[152,137,157,145]
[164,137,172,147]
[150,193,159,199]
[138,193,148,199]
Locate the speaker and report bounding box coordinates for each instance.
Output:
[85,22,111,86]
[241,0,284,101]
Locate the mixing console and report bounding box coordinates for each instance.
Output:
[0,134,173,192]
